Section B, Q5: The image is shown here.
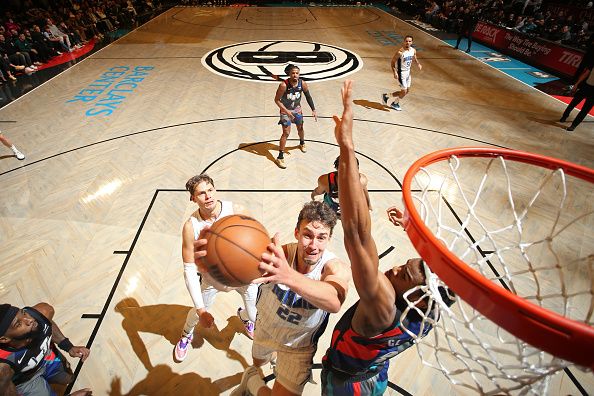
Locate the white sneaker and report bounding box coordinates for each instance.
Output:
[230,366,260,396]
[275,157,286,169]
[299,143,307,153]
[237,308,254,339]
[174,333,193,362]
[13,149,25,160]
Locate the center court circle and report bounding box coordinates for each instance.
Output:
[201,40,363,82]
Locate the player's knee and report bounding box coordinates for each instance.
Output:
[53,371,74,385]
[36,302,55,320]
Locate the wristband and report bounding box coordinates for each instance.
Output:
[58,338,74,352]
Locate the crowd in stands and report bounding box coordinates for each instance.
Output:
[0,0,162,83]
[390,0,593,50]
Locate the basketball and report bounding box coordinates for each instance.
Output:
[198,215,271,287]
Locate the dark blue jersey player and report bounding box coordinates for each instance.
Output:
[0,303,91,396]
[273,64,317,169]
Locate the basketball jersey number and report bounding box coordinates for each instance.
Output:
[287,91,301,102]
[276,306,303,325]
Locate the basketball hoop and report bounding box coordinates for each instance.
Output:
[401,147,594,394]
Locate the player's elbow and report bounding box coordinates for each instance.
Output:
[326,300,342,313]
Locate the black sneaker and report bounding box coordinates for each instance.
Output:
[391,103,402,111]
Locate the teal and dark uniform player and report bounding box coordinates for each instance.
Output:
[273,63,317,169]
[325,80,454,395]
[0,303,91,396]
[311,156,372,218]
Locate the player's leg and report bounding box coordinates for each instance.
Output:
[231,328,275,396]
[560,88,587,122]
[175,277,218,361]
[270,345,316,396]
[276,120,291,169]
[383,73,404,106]
[391,75,411,111]
[296,119,306,153]
[237,283,258,339]
[455,32,462,49]
[0,131,25,160]
[174,307,199,361]
[567,94,594,131]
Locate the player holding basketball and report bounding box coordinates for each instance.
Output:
[311,155,372,217]
[274,64,317,169]
[322,80,453,395]
[382,35,422,111]
[174,174,259,362]
[228,200,350,396]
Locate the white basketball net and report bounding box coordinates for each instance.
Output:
[401,153,594,395]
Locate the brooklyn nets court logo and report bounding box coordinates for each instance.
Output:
[201,40,363,82]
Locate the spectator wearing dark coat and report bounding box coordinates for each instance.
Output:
[455,7,479,53]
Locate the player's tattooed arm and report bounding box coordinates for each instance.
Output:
[0,362,17,396]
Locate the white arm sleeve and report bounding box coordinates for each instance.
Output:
[184,262,205,309]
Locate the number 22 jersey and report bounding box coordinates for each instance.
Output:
[255,242,336,348]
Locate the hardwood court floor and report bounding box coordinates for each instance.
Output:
[0,6,592,395]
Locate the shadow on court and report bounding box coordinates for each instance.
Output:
[353,99,391,112]
[526,116,568,130]
[108,365,242,396]
[114,298,250,371]
[238,142,303,165]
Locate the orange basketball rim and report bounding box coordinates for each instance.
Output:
[401,146,594,369]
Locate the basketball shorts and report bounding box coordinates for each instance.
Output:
[197,274,257,312]
[252,325,316,394]
[16,348,72,396]
[397,72,411,90]
[279,106,304,127]
[321,360,389,396]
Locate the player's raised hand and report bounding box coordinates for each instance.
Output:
[386,206,405,228]
[254,233,294,285]
[333,80,354,148]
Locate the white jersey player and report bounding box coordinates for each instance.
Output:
[174,174,259,362]
[230,201,350,396]
[382,35,422,111]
